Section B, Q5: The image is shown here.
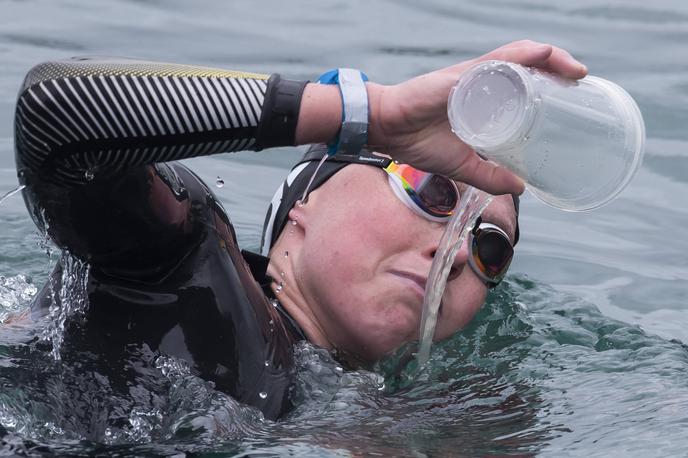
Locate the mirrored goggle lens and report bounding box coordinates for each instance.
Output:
[386,163,459,217]
[471,228,514,281]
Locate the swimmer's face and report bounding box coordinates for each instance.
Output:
[285,164,517,364]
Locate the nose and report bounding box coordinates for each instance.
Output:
[428,233,471,282]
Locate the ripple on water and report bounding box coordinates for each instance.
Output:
[0,274,687,455]
[0,33,86,52]
[569,6,688,24]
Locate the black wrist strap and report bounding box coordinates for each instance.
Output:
[255,74,308,149]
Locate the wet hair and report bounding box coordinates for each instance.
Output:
[261,144,519,256]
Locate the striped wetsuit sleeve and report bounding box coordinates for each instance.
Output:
[14,57,306,185]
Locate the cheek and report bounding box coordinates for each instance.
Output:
[336,296,420,358]
[435,277,487,340]
[295,192,425,357]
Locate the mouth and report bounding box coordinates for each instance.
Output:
[390,270,427,300]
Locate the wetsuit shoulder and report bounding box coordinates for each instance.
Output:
[14,57,310,419]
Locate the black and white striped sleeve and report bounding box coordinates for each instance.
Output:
[14,57,307,185]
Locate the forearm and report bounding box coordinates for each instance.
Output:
[14,57,304,186]
[14,58,310,265]
[294,83,341,145]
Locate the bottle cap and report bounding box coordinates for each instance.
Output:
[448,60,537,154]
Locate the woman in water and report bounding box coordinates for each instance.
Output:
[12,40,586,421]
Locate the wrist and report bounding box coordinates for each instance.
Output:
[294,83,342,145]
[295,81,389,151]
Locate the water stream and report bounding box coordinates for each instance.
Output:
[0,185,25,206]
[416,186,492,367]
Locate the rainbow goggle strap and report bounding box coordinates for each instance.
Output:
[468,217,514,287]
[384,161,460,222]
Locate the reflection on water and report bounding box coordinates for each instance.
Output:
[1,0,688,456]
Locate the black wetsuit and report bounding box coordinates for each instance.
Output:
[13,58,308,420]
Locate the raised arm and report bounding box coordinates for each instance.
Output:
[14,56,307,185]
[14,41,587,269]
[14,57,308,273]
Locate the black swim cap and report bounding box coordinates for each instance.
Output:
[261,144,348,255]
[260,144,519,255]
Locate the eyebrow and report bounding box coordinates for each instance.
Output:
[480,208,517,244]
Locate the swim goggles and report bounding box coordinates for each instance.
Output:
[384,163,513,286]
[468,217,514,287]
[384,161,459,222]
[288,148,515,286]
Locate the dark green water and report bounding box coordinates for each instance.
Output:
[1,0,687,456]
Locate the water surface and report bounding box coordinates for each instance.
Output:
[1,0,688,456]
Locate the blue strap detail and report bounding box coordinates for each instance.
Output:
[318,69,369,85]
[317,68,369,155]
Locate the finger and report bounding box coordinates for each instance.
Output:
[449,152,525,195]
[481,42,553,67]
[441,42,552,75]
[541,47,588,79]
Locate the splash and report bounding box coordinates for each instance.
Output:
[41,252,90,361]
[0,275,37,324]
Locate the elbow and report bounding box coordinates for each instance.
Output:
[14,62,72,178]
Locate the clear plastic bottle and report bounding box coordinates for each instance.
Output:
[448,60,645,211]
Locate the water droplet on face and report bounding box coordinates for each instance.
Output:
[284,251,289,258]
[271,299,278,308]
[275,283,283,293]
[269,319,274,325]
[280,271,285,278]
[296,200,305,207]
[215,177,224,188]
[259,392,268,399]
[84,170,95,181]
